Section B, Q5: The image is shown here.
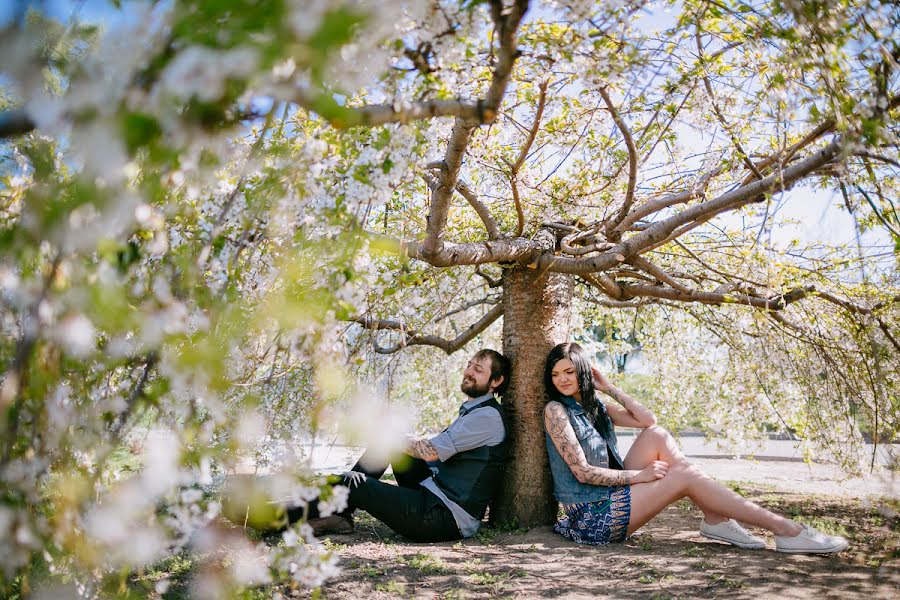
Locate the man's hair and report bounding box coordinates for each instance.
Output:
[474,348,511,396]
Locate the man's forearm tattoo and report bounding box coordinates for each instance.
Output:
[405,437,438,461]
[545,403,633,487]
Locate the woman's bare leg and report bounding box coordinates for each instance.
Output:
[624,426,728,524]
[627,462,803,537]
[623,425,687,467]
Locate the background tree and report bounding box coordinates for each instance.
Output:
[0,0,897,593]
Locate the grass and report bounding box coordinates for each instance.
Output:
[472,519,529,545]
[374,580,405,595]
[679,545,703,557]
[796,515,851,537]
[709,573,745,589]
[402,552,452,575]
[130,552,198,598]
[360,565,388,578]
[322,539,348,552]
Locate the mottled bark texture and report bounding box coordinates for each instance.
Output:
[493,266,573,526]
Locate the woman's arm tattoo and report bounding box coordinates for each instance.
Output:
[605,386,630,405]
[544,403,634,487]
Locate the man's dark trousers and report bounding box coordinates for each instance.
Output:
[290,449,462,542]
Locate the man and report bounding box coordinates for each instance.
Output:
[301,348,511,542]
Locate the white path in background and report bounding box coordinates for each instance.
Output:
[297,435,899,500]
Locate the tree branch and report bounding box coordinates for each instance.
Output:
[695,27,764,179]
[457,179,502,239]
[628,255,694,294]
[353,303,503,354]
[622,283,815,310]
[475,266,503,288]
[581,272,624,300]
[540,138,843,274]
[293,90,489,128]
[423,118,477,256]
[599,87,639,236]
[506,79,548,237]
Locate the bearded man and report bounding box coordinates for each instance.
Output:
[304,348,511,542]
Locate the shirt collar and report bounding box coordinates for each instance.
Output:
[460,393,494,413]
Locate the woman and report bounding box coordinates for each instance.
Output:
[543,342,848,553]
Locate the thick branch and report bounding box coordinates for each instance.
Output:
[421,1,529,255]
[622,283,815,311]
[612,180,710,236]
[365,231,543,266]
[484,0,530,112]
[582,272,624,300]
[423,118,476,255]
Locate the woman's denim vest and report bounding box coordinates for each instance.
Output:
[545,395,625,504]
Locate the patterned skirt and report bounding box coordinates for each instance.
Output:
[554,485,632,545]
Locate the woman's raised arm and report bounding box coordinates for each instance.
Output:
[592,367,657,428]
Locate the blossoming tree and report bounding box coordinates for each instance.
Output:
[0,0,897,594]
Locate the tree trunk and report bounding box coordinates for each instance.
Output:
[493,265,573,526]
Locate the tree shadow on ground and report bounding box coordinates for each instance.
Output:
[309,485,899,599]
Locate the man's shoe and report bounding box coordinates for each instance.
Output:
[700,519,766,549]
[308,514,354,536]
[775,524,849,554]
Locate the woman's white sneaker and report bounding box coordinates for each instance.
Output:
[775,524,849,554]
[700,519,766,549]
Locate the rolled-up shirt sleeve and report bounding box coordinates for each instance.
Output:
[429,407,506,463]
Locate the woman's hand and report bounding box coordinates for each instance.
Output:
[591,366,612,392]
[631,460,668,484]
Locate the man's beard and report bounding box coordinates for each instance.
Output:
[460,377,492,398]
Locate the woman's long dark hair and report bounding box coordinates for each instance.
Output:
[544,342,601,422]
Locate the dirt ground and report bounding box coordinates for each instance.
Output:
[300,483,898,600]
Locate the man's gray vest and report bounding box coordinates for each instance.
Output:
[433,396,509,519]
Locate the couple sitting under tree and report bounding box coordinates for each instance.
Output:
[259,345,848,554]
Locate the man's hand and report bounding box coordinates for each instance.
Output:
[342,471,367,488]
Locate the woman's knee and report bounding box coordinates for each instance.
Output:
[645,424,673,441]
[668,461,703,483]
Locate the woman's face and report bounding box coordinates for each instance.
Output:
[550,358,581,400]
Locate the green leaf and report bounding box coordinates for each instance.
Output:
[122,112,162,154]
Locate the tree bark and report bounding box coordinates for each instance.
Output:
[493,266,573,526]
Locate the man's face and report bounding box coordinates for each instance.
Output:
[461,355,498,398]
